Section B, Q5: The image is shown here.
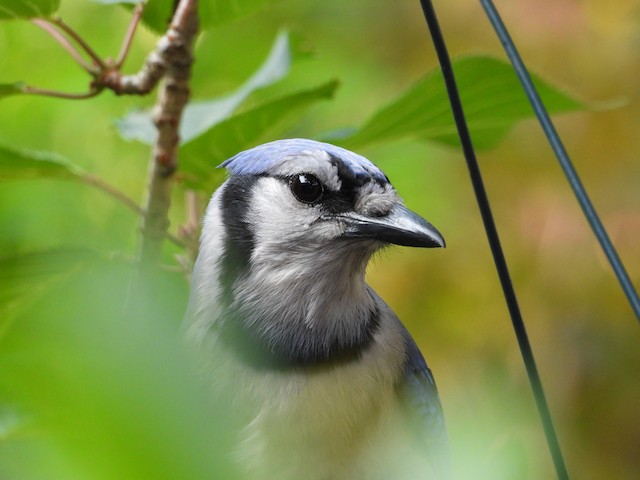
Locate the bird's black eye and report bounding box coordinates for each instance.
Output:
[289,173,324,204]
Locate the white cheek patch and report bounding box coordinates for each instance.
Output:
[244,178,330,248]
[247,177,317,229]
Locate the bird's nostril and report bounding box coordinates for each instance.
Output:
[371,208,390,218]
[362,203,393,218]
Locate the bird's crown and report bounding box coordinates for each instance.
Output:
[220,138,389,187]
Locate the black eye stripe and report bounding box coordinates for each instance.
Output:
[288,173,324,204]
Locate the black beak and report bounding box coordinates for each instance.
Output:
[338,205,445,248]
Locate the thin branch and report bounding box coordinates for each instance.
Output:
[115,2,146,68]
[31,19,99,75]
[98,36,170,95]
[20,85,103,100]
[81,173,145,215]
[138,0,199,266]
[30,6,168,98]
[49,16,107,70]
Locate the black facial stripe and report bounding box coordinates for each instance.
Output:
[328,153,367,190]
[328,153,389,188]
[218,176,258,306]
[321,189,357,215]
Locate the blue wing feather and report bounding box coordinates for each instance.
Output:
[398,323,451,478]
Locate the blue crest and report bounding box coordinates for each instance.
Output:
[220,139,388,184]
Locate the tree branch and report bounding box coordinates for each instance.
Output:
[137,0,199,266]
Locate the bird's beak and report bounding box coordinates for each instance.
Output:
[338,205,445,248]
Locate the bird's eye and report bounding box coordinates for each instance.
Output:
[289,173,324,204]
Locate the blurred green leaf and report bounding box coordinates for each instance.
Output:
[141,0,277,33]
[0,261,239,479]
[114,108,156,145]
[180,79,339,191]
[91,0,142,4]
[0,0,60,20]
[180,30,292,143]
[0,144,84,180]
[330,56,584,150]
[0,82,25,98]
[0,249,101,339]
[117,31,293,145]
[0,145,143,219]
[199,0,276,29]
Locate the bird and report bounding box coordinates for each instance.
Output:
[184,138,449,480]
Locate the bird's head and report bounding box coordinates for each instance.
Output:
[188,139,444,365]
[220,138,444,254]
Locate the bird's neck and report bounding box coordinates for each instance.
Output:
[222,240,381,367]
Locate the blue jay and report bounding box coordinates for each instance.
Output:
[185,139,449,479]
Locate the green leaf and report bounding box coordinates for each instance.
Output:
[0,249,101,338]
[116,31,293,145]
[179,80,339,192]
[0,261,238,479]
[0,0,61,20]
[0,82,25,99]
[181,30,292,143]
[137,0,173,33]
[200,0,275,29]
[140,0,277,33]
[91,0,142,4]
[0,144,84,180]
[330,56,584,150]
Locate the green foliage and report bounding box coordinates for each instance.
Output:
[91,0,143,4]
[180,80,339,191]
[140,0,278,33]
[330,56,583,150]
[0,143,84,180]
[117,30,295,145]
[0,258,239,479]
[0,81,24,98]
[0,0,60,20]
[1,1,636,479]
[0,249,97,333]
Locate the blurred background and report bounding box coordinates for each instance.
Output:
[0,0,638,479]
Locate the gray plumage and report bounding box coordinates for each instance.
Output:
[185,139,449,479]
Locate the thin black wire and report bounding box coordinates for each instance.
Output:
[480,0,640,323]
[417,1,570,479]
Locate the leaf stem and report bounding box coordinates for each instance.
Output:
[31,19,99,75]
[49,16,107,70]
[20,85,103,100]
[115,2,146,68]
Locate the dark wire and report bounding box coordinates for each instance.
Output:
[480,0,640,323]
[417,1,570,479]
